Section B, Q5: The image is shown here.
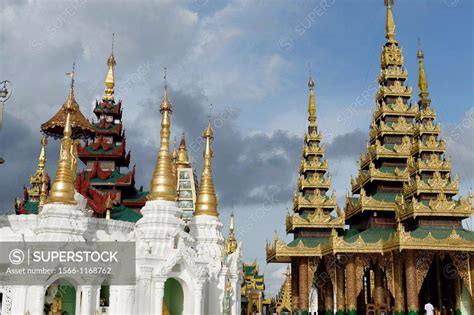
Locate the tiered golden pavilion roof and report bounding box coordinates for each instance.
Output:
[267,71,344,263]
[396,47,473,221]
[275,266,292,314]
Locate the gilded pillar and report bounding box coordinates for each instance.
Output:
[291,260,300,309]
[324,283,334,314]
[394,252,405,314]
[336,265,345,315]
[345,255,357,315]
[374,266,384,308]
[298,257,309,311]
[405,250,419,314]
[470,254,474,305]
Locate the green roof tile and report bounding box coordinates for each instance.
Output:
[344,227,395,244]
[287,237,328,248]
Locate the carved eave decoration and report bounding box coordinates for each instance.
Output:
[299,159,328,173]
[407,155,451,174]
[411,136,446,154]
[403,172,459,196]
[415,120,441,137]
[285,208,344,233]
[304,130,322,142]
[303,143,325,157]
[369,116,415,141]
[397,192,473,221]
[378,67,408,82]
[293,190,337,211]
[373,97,417,121]
[376,81,412,99]
[361,137,411,168]
[298,174,331,190]
[346,188,396,220]
[352,162,409,192]
[381,44,404,67]
[417,106,436,120]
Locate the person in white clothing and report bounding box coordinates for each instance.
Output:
[424,301,434,315]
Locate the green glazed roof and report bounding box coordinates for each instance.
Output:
[111,205,142,223]
[287,237,328,248]
[23,201,39,214]
[410,227,474,241]
[343,227,395,244]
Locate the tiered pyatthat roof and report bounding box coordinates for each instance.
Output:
[396,48,473,222]
[267,73,343,263]
[346,0,417,223]
[275,266,292,314]
[27,134,50,203]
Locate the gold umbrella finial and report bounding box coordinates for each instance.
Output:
[177,129,191,168]
[148,68,176,201]
[46,74,78,205]
[195,118,218,216]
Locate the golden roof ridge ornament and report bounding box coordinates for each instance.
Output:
[46,63,78,205]
[195,115,218,216]
[103,33,116,102]
[148,68,177,201]
[417,41,430,105]
[384,0,397,44]
[307,62,316,128]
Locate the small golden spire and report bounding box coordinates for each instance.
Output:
[195,119,218,216]
[225,210,237,254]
[171,136,178,185]
[103,33,116,102]
[38,134,47,170]
[38,169,49,210]
[105,194,112,220]
[307,63,316,128]
[47,66,78,205]
[417,42,430,104]
[148,68,177,201]
[177,129,191,168]
[384,0,397,43]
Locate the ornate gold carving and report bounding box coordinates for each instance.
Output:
[407,154,451,174]
[299,158,328,173]
[415,251,435,294]
[352,162,409,192]
[370,116,415,141]
[303,143,325,156]
[360,137,411,168]
[376,80,412,99]
[381,44,403,67]
[286,208,344,233]
[404,171,458,196]
[304,130,322,143]
[411,135,446,154]
[293,189,337,211]
[298,174,331,190]
[373,97,417,121]
[346,188,396,219]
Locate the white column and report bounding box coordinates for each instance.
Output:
[108,286,120,315]
[26,285,45,315]
[194,281,204,315]
[153,280,165,315]
[135,267,152,315]
[79,285,93,315]
[123,285,135,314]
[231,278,240,315]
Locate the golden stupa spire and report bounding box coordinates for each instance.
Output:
[148,68,177,201]
[177,129,191,168]
[225,210,237,254]
[37,134,49,209]
[103,33,116,102]
[307,63,316,128]
[417,41,430,105]
[384,0,397,44]
[46,63,78,205]
[195,116,218,216]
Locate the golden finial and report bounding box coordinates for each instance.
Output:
[38,169,49,210]
[225,210,237,254]
[47,66,78,205]
[195,118,218,216]
[177,129,191,168]
[307,63,316,128]
[37,135,49,209]
[417,40,430,104]
[384,0,397,43]
[105,194,112,220]
[103,33,116,102]
[148,68,176,201]
[64,62,76,109]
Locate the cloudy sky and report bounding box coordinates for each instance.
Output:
[0,0,472,295]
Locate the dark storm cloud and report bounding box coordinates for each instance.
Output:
[326,129,367,159]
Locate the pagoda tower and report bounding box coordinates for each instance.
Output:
[266,71,344,313]
[77,39,144,221]
[275,266,292,314]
